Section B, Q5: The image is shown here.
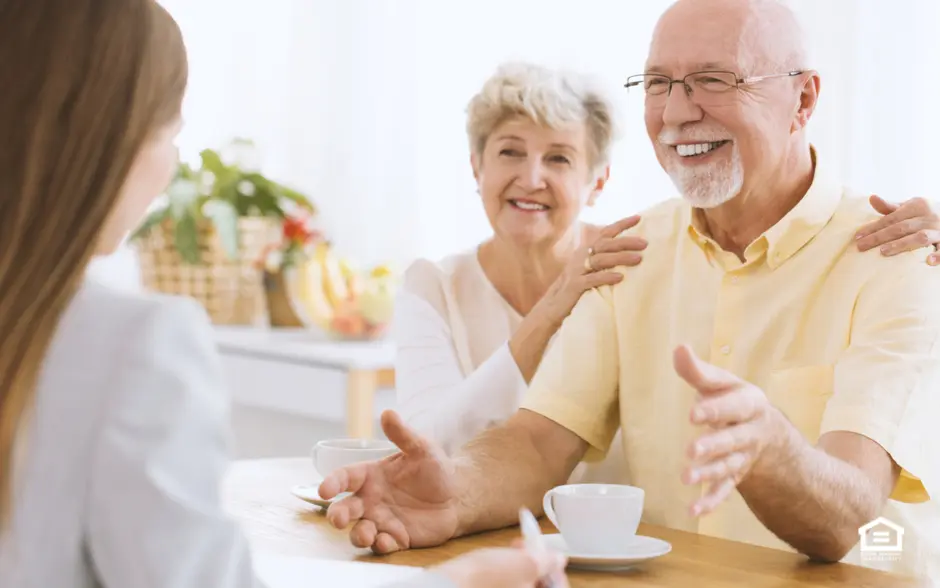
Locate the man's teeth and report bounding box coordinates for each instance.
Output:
[512,200,548,211]
[676,141,726,157]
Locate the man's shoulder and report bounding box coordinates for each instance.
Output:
[621,198,689,241]
[830,189,885,230]
[831,190,934,261]
[826,190,940,293]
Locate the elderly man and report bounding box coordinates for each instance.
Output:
[320,0,939,579]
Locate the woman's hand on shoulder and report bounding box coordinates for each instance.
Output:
[856,195,940,264]
[535,215,647,326]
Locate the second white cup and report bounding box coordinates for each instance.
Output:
[542,483,645,555]
[311,438,399,478]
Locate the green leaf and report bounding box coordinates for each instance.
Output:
[199,148,227,174]
[174,214,202,264]
[167,179,200,220]
[203,200,240,259]
[279,185,315,211]
[176,161,198,181]
[129,206,169,241]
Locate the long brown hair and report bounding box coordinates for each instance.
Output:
[0,0,188,526]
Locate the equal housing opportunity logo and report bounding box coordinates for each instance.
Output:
[858,516,904,562]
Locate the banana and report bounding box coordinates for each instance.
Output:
[315,242,349,310]
[294,254,334,330]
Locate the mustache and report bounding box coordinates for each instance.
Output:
[658,128,733,144]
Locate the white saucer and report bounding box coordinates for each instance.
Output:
[290,485,350,509]
[543,534,671,571]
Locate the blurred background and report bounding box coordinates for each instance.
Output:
[89,0,940,458]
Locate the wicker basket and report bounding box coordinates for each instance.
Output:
[135,217,280,325]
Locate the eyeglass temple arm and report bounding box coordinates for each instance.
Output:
[739,70,805,84]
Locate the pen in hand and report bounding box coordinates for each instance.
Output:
[519,507,564,588]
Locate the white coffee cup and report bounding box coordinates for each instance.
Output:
[311,438,399,478]
[542,483,645,555]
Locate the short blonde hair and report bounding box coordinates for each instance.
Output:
[465,62,619,171]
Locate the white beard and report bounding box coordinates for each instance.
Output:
[664,143,744,209]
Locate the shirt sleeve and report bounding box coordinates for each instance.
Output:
[519,286,621,458]
[86,297,263,588]
[820,251,940,503]
[392,289,529,455]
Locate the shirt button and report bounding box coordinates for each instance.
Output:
[720,345,731,355]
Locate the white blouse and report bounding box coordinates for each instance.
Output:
[392,249,628,484]
[0,278,452,588]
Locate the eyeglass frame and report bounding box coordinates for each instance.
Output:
[624,69,809,102]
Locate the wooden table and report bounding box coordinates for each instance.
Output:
[223,458,926,587]
[214,326,395,438]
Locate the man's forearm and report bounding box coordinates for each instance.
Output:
[450,415,585,538]
[738,425,889,562]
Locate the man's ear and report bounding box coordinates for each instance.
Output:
[587,165,611,206]
[792,71,821,133]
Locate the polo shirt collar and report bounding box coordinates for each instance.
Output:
[685,146,842,270]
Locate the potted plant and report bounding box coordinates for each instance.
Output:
[130,138,317,325]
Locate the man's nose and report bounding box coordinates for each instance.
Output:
[661,82,704,127]
[518,158,548,191]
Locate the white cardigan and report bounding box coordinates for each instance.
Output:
[393,249,628,484]
[0,278,451,588]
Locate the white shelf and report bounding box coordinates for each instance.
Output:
[213,326,395,371]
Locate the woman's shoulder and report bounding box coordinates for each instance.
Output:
[403,250,478,282]
[66,278,209,336]
[49,279,214,378]
[29,280,219,489]
[402,249,480,296]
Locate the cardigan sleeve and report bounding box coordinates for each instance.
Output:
[391,261,530,455]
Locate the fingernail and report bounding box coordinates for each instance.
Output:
[855,232,863,240]
[688,469,700,483]
[691,504,702,517]
[881,245,890,254]
[692,407,706,422]
[929,255,939,266]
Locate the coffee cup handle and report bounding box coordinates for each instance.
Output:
[542,490,559,529]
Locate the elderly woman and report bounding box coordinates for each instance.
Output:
[393,61,940,478]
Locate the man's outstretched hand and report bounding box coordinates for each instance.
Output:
[673,345,793,517]
[318,410,460,554]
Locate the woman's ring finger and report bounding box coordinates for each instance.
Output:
[584,246,595,272]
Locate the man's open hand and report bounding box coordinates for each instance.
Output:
[673,345,793,517]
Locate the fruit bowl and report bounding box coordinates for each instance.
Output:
[288,243,396,341]
[323,300,391,341]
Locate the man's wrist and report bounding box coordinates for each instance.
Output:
[751,408,808,482]
[450,455,478,538]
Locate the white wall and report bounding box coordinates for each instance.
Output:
[138,0,940,274]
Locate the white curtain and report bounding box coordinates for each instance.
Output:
[91,0,940,285]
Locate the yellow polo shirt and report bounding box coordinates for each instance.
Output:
[521,152,940,578]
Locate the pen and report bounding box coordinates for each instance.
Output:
[519,507,558,588]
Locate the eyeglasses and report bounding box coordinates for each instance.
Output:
[624,70,807,106]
